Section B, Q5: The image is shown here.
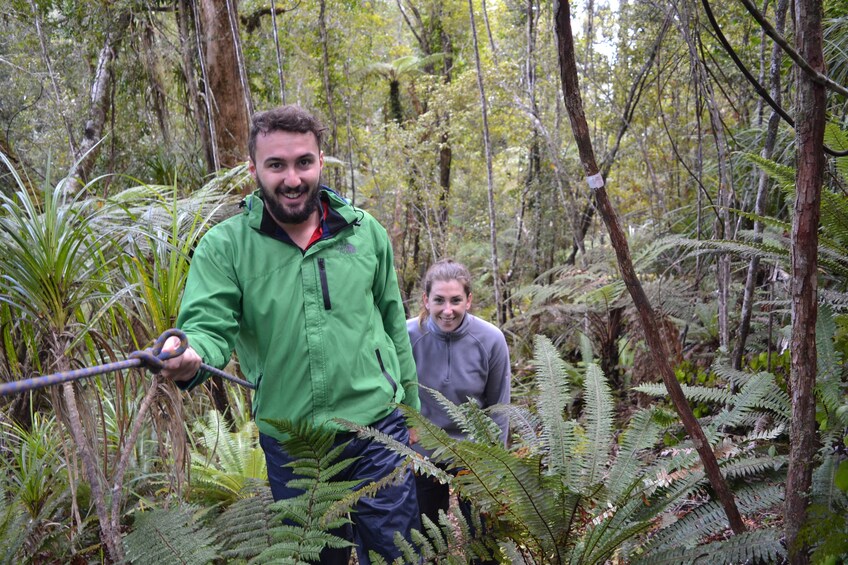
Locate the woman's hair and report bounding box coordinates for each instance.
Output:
[418,259,472,326]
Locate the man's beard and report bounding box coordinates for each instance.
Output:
[258,177,321,225]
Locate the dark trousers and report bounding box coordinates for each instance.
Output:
[260,409,420,565]
[415,472,497,564]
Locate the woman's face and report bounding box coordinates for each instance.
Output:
[424,279,472,333]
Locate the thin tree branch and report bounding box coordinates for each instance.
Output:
[702,0,848,157]
[556,0,747,536]
[739,0,848,98]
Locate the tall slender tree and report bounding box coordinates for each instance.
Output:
[786,0,825,560]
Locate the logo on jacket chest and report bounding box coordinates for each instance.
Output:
[333,242,357,255]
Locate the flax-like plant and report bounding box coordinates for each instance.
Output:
[0,412,71,562]
[0,154,130,560]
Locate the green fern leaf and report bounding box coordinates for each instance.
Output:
[634,382,733,405]
[606,408,666,500]
[581,363,614,487]
[635,527,785,565]
[123,504,221,565]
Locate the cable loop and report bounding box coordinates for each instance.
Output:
[128,329,188,373]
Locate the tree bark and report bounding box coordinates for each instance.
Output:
[555,0,746,535]
[732,0,788,369]
[199,0,250,168]
[468,0,504,324]
[565,14,669,265]
[63,12,131,194]
[141,19,171,147]
[785,0,825,560]
[177,0,217,172]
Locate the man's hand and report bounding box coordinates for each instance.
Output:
[160,335,202,382]
[408,427,419,445]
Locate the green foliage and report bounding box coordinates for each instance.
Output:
[251,419,358,564]
[0,154,115,339]
[214,480,275,561]
[351,334,786,564]
[0,413,70,564]
[798,451,848,563]
[634,527,785,565]
[189,410,267,506]
[122,504,221,565]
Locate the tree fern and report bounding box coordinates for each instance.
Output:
[214,480,275,561]
[122,504,221,565]
[250,419,358,563]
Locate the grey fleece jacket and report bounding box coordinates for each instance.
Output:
[407,313,511,455]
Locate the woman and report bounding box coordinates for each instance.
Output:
[407,259,511,533]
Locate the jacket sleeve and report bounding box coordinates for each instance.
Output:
[485,328,512,445]
[175,233,242,389]
[371,221,420,411]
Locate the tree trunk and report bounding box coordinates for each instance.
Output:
[141,19,171,147]
[468,0,503,324]
[785,0,825,560]
[675,0,735,350]
[565,14,669,265]
[555,0,746,535]
[200,0,250,168]
[176,0,217,172]
[318,0,340,188]
[64,12,131,194]
[733,0,788,369]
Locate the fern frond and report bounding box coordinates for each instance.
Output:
[721,455,787,481]
[710,360,755,390]
[494,404,544,451]
[642,484,783,553]
[336,411,452,484]
[0,491,29,565]
[634,382,732,405]
[635,527,785,565]
[417,384,497,444]
[581,363,614,487]
[216,480,275,560]
[123,504,221,565]
[581,500,654,565]
[606,408,666,501]
[533,335,581,479]
[740,423,786,442]
[811,451,848,509]
[741,152,796,189]
[711,373,791,430]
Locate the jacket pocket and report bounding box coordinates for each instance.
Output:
[374,349,398,396]
[318,258,332,310]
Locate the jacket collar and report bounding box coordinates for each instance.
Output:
[425,312,472,341]
[243,186,359,236]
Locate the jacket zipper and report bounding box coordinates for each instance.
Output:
[375,349,398,394]
[317,258,332,310]
[445,340,451,384]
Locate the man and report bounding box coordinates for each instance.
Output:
[160,105,421,564]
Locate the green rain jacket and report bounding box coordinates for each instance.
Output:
[177,188,420,441]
